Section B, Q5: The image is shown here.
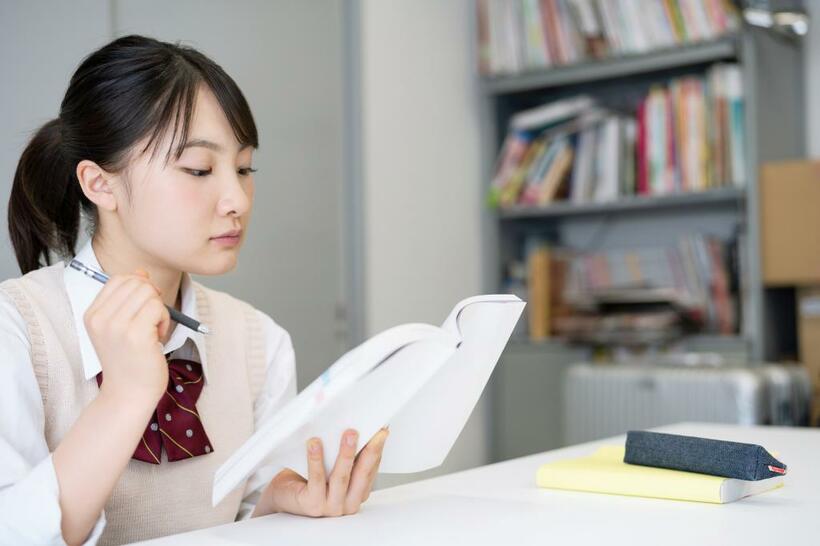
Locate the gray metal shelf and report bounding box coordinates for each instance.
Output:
[482,36,739,95]
[498,187,745,220]
[477,28,805,362]
[476,21,806,467]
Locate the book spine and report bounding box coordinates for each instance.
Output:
[665,86,678,192]
[678,0,701,42]
[636,97,648,195]
[595,0,622,53]
[477,0,492,75]
[538,138,574,205]
[663,0,688,42]
[541,0,566,63]
[726,65,746,186]
[527,245,551,340]
[522,0,550,68]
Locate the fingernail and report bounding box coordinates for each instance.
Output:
[308,438,320,453]
[346,431,358,447]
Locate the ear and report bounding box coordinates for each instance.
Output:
[76,159,119,212]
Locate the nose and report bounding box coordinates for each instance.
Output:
[217,170,251,217]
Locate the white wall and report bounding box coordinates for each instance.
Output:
[358,0,487,487]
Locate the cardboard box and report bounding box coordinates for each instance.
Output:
[760,160,820,285]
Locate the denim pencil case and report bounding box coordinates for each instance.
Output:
[624,430,787,481]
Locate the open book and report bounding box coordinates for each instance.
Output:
[212,294,526,506]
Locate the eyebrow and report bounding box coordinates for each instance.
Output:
[181,138,251,153]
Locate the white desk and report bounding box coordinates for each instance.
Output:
[133,423,819,545]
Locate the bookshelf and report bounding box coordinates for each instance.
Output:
[477,26,806,362]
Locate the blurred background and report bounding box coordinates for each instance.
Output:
[2,0,819,490]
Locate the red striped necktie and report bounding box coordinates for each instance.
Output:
[95,356,214,464]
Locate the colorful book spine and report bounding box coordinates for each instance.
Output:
[489,64,745,209]
[478,0,739,76]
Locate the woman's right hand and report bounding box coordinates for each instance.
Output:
[83,268,171,407]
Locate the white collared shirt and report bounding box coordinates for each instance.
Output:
[0,239,297,545]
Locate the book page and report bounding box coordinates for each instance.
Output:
[379,295,526,472]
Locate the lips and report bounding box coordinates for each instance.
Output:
[210,228,242,248]
[211,229,242,239]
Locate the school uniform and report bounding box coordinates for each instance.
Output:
[0,238,297,545]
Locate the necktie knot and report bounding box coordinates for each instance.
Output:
[95,356,213,464]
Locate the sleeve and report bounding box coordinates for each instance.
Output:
[234,309,298,521]
[0,291,106,545]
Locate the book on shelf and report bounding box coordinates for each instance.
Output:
[517,234,738,344]
[525,243,572,340]
[477,0,740,77]
[487,64,745,211]
[564,234,737,334]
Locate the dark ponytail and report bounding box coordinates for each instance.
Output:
[9,117,87,274]
[7,34,258,274]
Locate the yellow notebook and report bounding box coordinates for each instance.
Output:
[536,446,784,504]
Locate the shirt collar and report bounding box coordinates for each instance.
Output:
[63,238,210,383]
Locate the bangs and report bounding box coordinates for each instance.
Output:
[138,49,259,165]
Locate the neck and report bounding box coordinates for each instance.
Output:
[91,235,183,312]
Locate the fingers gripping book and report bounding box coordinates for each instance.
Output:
[212,295,526,506]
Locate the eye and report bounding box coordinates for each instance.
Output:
[238,167,258,176]
[184,168,212,177]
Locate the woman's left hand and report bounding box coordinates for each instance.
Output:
[252,427,389,518]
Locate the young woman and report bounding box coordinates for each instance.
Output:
[0,34,387,546]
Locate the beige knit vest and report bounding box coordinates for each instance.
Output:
[0,262,268,545]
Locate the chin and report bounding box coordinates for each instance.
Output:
[189,251,240,276]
